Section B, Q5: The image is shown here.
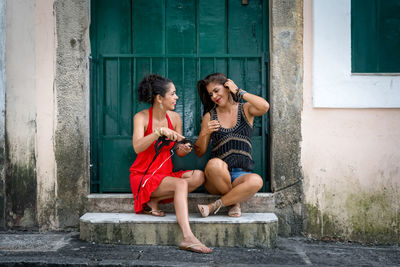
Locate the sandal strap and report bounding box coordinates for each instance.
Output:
[213,199,224,214]
[185,243,204,249]
[150,209,163,213]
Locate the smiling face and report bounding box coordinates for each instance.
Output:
[206,82,230,107]
[160,82,178,110]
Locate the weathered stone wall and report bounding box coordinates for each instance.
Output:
[54,0,90,229]
[269,0,304,235]
[2,0,90,230]
[4,0,59,230]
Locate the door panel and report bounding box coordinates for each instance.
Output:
[228,0,263,54]
[96,0,131,54]
[132,0,165,54]
[198,0,227,54]
[166,1,196,54]
[91,0,269,192]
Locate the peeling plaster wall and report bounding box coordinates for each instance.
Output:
[54,0,90,229]
[35,0,57,230]
[5,0,61,230]
[0,0,6,230]
[5,0,37,228]
[3,0,90,230]
[270,0,304,236]
[302,0,400,244]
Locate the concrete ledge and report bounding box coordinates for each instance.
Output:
[80,212,278,248]
[86,193,275,214]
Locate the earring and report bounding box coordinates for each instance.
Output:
[160,103,164,110]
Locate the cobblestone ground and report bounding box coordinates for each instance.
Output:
[0,231,399,266]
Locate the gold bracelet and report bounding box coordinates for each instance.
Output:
[154,128,161,137]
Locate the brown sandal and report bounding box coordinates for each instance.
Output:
[143,204,165,217]
[143,209,165,217]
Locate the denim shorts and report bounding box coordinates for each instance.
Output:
[229,168,252,182]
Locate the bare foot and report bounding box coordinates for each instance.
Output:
[179,236,212,254]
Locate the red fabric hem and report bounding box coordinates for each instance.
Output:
[130,169,190,213]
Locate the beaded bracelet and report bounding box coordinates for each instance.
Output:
[235,88,247,100]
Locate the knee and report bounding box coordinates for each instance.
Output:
[248,175,263,192]
[192,170,205,187]
[175,178,188,191]
[205,158,227,175]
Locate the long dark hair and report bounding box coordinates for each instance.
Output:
[137,74,172,104]
[197,73,230,115]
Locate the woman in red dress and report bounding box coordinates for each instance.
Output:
[129,74,212,254]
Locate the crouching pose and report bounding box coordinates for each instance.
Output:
[195,73,270,217]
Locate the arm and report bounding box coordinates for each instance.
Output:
[132,111,184,154]
[243,93,270,118]
[194,112,220,157]
[170,111,192,157]
[224,79,270,120]
[132,112,159,154]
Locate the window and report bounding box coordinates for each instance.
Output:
[351,0,400,73]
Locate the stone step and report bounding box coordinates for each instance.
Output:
[86,193,275,214]
[79,212,278,248]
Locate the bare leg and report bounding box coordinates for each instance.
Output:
[151,176,212,253]
[203,158,231,195]
[199,158,263,216]
[148,170,205,208]
[220,174,263,206]
[181,170,205,192]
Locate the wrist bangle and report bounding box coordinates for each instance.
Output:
[154,128,161,137]
[236,89,247,100]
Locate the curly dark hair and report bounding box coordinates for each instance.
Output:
[197,72,234,115]
[137,74,172,104]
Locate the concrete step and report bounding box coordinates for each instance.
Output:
[86,193,275,214]
[79,212,278,248]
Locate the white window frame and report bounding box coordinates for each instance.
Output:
[312,0,400,108]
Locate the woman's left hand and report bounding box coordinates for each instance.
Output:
[177,143,192,154]
[224,79,239,94]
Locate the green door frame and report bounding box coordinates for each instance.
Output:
[90,0,270,193]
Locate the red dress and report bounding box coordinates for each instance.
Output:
[129,107,188,213]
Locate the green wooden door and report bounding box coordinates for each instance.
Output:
[90,0,270,193]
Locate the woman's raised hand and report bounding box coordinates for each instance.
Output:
[207,120,220,135]
[224,79,239,94]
